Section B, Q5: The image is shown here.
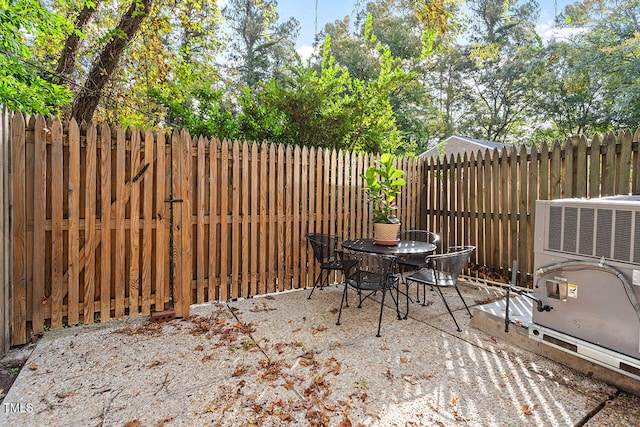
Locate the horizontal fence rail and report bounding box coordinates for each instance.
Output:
[6,112,425,345]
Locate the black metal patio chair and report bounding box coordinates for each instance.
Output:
[336,251,400,337]
[405,246,475,331]
[396,229,440,304]
[306,233,357,299]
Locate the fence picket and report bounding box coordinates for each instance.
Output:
[293,146,301,288]
[258,142,268,295]
[250,143,260,295]
[10,113,26,344]
[155,132,167,310]
[179,131,192,316]
[518,145,529,278]
[619,130,633,195]
[300,146,309,289]
[219,140,229,300]
[51,119,64,329]
[209,139,219,301]
[83,124,97,323]
[277,144,286,291]
[197,136,206,303]
[231,141,240,298]
[114,128,126,318]
[100,124,112,321]
[129,130,141,316]
[32,116,47,334]
[141,130,154,315]
[589,135,601,198]
[241,141,250,298]
[576,136,588,198]
[267,143,276,294]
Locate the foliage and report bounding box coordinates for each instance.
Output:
[0,0,73,114]
[224,0,300,89]
[2,0,638,150]
[362,153,406,223]
[93,0,224,126]
[529,0,640,141]
[152,85,239,139]
[318,7,436,153]
[236,35,407,153]
[447,0,542,143]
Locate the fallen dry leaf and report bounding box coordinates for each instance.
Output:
[152,417,175,427]
[232,366,246,377]
[282,380,295,390]
[146,360,165,368]
[124,421,140,427]
[194,344,204,351]
[403,375,419,385]
[55,391,76,399]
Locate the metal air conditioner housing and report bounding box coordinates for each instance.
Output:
[532,196,640,378]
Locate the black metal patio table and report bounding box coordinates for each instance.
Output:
[341,238,436,256]
[341,238,436,318]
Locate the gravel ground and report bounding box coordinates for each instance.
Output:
[0,281,638,426]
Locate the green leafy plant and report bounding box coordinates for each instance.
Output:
[362,153,405,223]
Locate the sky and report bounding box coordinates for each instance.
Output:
[275,0,579,58]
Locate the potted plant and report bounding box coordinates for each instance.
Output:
[362,153,406,245]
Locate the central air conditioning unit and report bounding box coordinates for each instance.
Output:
[531,196,640,380]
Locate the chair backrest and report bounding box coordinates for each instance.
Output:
[306,233,339,263]
[401,230,440,245]
[340,251,396,289]
[427,246,475,286]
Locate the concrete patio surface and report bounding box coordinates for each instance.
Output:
[0,280,638,426]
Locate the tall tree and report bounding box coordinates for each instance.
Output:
[223,0,300,88]
[530,0,640,141]
[458,0,542,142]
[104,0,224,127]
[70,0,153,123]
[54,1,101,82]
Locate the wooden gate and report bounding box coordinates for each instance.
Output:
[7,114,192,346]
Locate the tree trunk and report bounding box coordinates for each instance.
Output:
[70,0,152,123]
[55,2,101,81]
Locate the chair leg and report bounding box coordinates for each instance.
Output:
[435,287,462,332]
[336,282,349,326]
[389,286,401,320]
[376,289,386,337]
[402,281,410,319]
[308,270,325,299]
[454,285,473,318]
[421,283,428,306]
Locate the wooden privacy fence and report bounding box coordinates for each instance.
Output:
[424,130,640,286]
[6,112,425,346]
